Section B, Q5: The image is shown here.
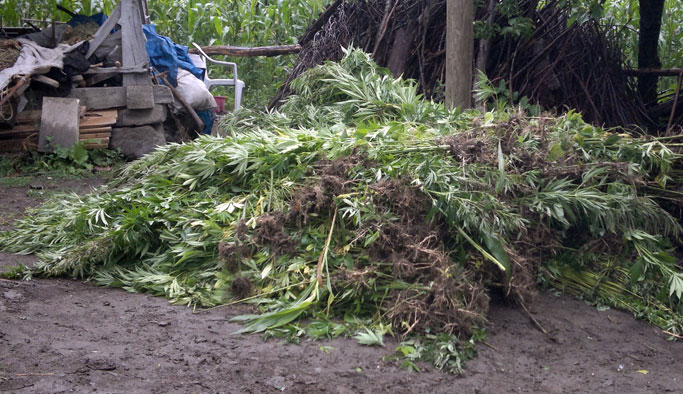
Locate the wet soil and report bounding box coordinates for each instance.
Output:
[1,173,681,393]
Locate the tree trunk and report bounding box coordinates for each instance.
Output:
[638,0,665,107]
[475,0,496,75]
[475,0,496,107]
[445,0,473,109]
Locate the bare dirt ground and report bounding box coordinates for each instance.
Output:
[1,174,681,393]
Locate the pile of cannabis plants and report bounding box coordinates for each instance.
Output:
[2,49,682,368]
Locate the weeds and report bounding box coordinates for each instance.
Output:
[388,329,485,374]
[0,264,32,280]
[1,144,124,178]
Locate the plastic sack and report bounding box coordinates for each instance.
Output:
[175,68,217,111]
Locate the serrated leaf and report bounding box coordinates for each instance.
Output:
[629,260,644,285]
[354,328,384,346]
[548,143,564,161]
[668,274,683,300]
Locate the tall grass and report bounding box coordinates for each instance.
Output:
[0,0,114,25]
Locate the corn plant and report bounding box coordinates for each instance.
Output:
[0,0,115,25]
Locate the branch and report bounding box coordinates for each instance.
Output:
[156,72,204,131]
[189,45,301,58]
[624,68,682,77]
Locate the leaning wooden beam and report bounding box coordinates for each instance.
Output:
[189,44,301,57]
[157,73,204,131]
[624,68,683,77]
[85,3,122,59]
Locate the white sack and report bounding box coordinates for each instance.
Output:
[174,68,216,111]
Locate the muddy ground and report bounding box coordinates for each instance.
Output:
[0,173,681,393]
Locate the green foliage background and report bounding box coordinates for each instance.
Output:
[601,0,683,71]
[1,0,682,106]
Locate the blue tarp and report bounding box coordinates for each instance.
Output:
[68,13,108,27]
[197,110,215,135]
[66,14,201,87]
[142,25,203,87]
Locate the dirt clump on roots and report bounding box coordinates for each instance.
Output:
[217,241,235,259]
[442,132,496,167]
[443,114,634,183]
[231,276,253,299]
[287,155,365,227]
[253,213,297,257]
[217,219,252,272]
[281,156,491,336]
[286,159,492,336]
[368,178,489,336]
[288,185,330,228]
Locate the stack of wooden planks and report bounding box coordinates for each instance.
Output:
[75,109,117,148]
[0,108,117,152]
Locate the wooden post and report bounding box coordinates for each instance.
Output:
[120,0,151,87]
[445,0,473,109]
[638,0,666,107]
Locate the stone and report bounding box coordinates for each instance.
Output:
[116,104,167,127]
[110,125,166,160]
[126,85,155,109]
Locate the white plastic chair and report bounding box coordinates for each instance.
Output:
[191,42,245,110]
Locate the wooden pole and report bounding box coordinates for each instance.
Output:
[189,45,301,58]
[637,0,666,106]
[445,0,473,109]
[157,73,205,132]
